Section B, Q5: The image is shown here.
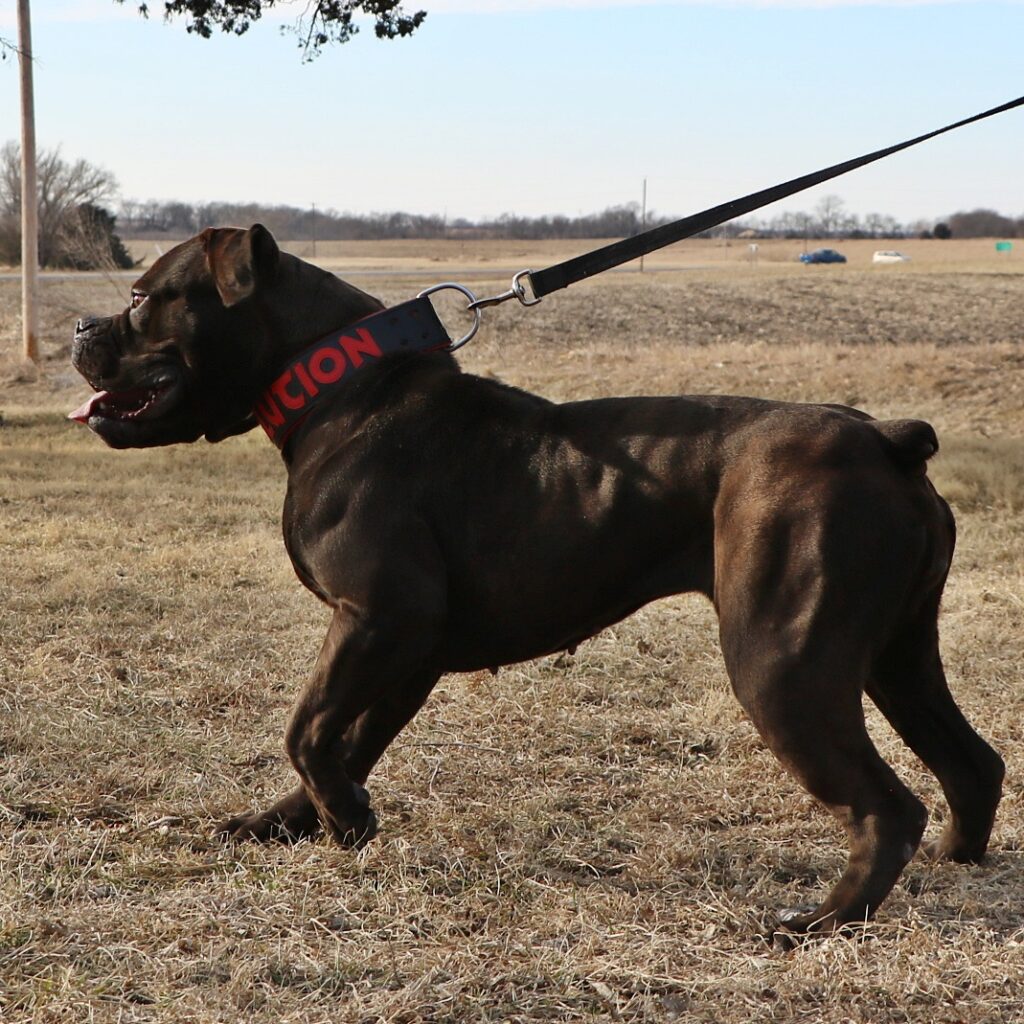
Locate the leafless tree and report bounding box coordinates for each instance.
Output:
[1,142,121,266]
[863,213,886,237]
[814,194,846,237]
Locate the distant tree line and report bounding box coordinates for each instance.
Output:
[117,193,1023,243]
[115,200,673,242]
[733,195,1023,242]
[944,208,1024,239]
[3,143,1022,271]
[117,199,451,241]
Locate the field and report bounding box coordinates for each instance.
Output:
[1,238,1023,1022]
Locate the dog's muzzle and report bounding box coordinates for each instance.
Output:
[72,316,119,383]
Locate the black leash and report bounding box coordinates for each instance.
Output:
[439,93,1023,332]
[526,94,1024,299]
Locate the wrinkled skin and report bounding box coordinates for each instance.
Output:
[71,225,1004,940]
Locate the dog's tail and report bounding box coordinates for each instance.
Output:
[872,418,939,471]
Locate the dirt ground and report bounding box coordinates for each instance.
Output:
[1,241,1022,1022]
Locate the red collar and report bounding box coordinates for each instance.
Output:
[255,296,451,449]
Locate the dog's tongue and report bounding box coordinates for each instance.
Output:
[68,391,108,424]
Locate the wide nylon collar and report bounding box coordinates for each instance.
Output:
[255,296,451,449]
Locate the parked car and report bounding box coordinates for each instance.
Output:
[799,248,847,264]
[872,250,910,263]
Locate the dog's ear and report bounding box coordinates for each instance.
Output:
[201,224,280,307]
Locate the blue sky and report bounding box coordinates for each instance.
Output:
[1,1,1022,224]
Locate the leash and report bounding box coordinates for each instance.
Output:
[258,94,1023,448]
[426,93,1024,346]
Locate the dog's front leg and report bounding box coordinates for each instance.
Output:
[217,668,441,844]
[339,668,443,785]
[219,516,446,847]
[284,607,439,848]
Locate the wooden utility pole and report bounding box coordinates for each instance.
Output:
[18,0,39,364]
[639,178,647,273]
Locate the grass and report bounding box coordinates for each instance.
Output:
[1,243,1023,1022]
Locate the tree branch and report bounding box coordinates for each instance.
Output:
[115,0,427,59]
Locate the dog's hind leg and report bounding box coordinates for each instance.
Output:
[721,630,927,937]
[867,596,1004,864]
[714,485,929,937]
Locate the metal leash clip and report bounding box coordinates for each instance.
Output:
[468,270,542,311]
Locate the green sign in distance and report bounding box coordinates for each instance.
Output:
[995,241,1013,252]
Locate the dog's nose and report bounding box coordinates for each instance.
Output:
[76,315,103,336]
[71,315,118,379]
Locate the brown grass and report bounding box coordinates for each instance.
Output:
[1,245,1023,1022]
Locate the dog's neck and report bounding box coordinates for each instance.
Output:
[253,258,453,450]
[273,255,385,351]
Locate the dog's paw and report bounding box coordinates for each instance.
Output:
[216,810,306,844]
[761,906,813,950]
[763,906,869,950]
[921,831,987,865]
[216,801,321,844]
[322,784,379,850]
[761,906,836,950]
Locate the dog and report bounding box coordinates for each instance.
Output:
[70,224,1003,938]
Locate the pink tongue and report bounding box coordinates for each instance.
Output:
[68,391,109,424]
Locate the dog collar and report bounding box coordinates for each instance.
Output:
[255,296,451,449]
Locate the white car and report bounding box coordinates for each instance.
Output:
[872,250,910,264]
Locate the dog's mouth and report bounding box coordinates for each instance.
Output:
[68,379,178,425]
[67,368,202,449]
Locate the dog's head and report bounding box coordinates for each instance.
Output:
[71,224,310,448]
[70,224,282,448]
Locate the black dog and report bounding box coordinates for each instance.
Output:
[70,225,1003,937]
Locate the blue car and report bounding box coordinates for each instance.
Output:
[799,248,847,264]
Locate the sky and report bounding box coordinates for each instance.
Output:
[1,0,1022,225]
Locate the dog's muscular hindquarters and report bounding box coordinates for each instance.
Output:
[70,224,1004,937]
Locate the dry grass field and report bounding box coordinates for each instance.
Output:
[1,239,1022,1022]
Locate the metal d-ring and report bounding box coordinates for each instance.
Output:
[418,271,542,352]
[417,282,482,352]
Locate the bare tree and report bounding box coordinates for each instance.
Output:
[814,194,846,237]
[863,212,886,238]
[877,214,903,238]
[1,142,123,267]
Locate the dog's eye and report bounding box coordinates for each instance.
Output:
[130,291,146,309]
